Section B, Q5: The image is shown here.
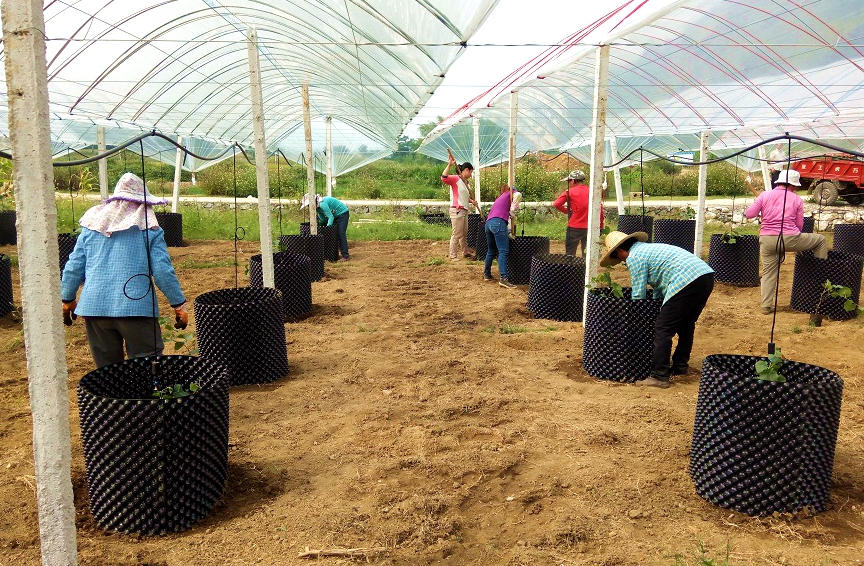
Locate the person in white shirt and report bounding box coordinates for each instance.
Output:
[441,154,478,260]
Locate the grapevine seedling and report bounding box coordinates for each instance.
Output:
[153,382,199,400]
[588,271,624,299]
[754,347,786,383]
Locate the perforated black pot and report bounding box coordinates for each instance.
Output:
[507,236,550,285]
[582,288,661,382]
[155,212,183,247]
[616,215,653,241]
[0,254,13,317]
[707,234,760,287]
[300,222,339,262]
[279,234,324,281]
[0,210,16,245]
[77,355,230,535]
[194,287,289,385]
[527,254,585,322]
[420,213,451,226]
[249,252,312,321]
[802,216,815,233]
[690,354,843,516]
[58,233,77,275]
[653,219,695,252]
[467,214,482,248]
[832,224,864,256]
[790,250,863,320]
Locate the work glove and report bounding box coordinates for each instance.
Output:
[173,304,189,330]
[62,300,77,327]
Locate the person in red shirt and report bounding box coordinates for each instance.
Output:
[553,170,604,257]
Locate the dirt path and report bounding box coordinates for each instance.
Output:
[0,239,862,565]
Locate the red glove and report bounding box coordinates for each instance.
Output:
[173,304,188,330]
[62,301,77,327]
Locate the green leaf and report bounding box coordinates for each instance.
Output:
[839,287,852,299]
[755,360,768,373]
[174,340,184,350]
[844,299,857,312]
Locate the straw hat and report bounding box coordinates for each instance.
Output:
[599,230,649,267]
[105,172,167,205]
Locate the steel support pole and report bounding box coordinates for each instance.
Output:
[583,44,610,326]
[473,115,481,203]
[97,125,109,200]
[610,137,625,215]
[246,28,275,288]
[694,131,710,257]
[302,84,317,236]
[325,116,333,197]
[508,92,517,188]
[171,136,183,213]
[2,1,78,564]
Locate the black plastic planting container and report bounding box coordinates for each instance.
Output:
[802,216,815,233]
[507,236,550,285]
[690,354,843,516]
[279,234,324,281]
[832,224,864,256]
[420,212,451,226]
[0,210,16,245]
[155,212,183,247]
[790,250,863,320]
[249,252,312,321]
[58,233,78,275]
[654,219,695,252]
[194,287,289,385]
[77,355,230,535]
[583,287,661,382]
[616,215,653,241]
[527,254,585,322]
[708,234,760,287]
[467,214,483,248]
[0,254,13,317]
[300,222,339,262]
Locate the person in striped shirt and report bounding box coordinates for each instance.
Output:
[600,230,715,388]
[441,154,478,260]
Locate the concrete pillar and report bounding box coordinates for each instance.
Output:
[610,137,625,215]
[302,84,317,236]
[508,91,517,188]
[171,136,183,213]
[758,144,772,192]
[694,131,710,257]
[2,1,78,564]
[325,116,333,197]
[473,115,481,203]
[96,125,108,200]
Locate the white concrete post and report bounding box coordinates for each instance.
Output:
[610,136,625,215]
[302,84,317,236]
[758,144,772,192]
[191,172,196,186]
[2,2,78,564]
[325,116,333,197]
[473,115,481,203]
[96,125,109,200]
[247,28,275,288]
[508,91,517,188]
[171,136,183,213]
[694,131,710,257]
[583,44,610,326]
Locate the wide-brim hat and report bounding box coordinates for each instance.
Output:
[560,169,586,182]
[300,194,323,209]
[774,169,801,187]
[599,230,649,267]
[105,172,167,205]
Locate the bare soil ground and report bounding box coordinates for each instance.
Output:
[0,239,862,566]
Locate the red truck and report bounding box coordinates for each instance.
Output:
[788,156,864,206]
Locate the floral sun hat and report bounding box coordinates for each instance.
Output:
[105,172,168,205]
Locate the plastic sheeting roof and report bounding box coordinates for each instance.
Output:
[421,0,864,166]
[0,0,499,172]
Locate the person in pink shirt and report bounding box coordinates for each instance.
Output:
[744,169,827,314]
[441,154,478,260]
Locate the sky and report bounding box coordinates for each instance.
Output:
[402,0,659,138]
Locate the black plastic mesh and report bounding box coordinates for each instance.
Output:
[802,217,815,233]
[0,210,16,245]
[654,219,696,252]
[790,250,863,320]
[832,224,864,256]
[249,252,312,321]
[77,355,230,535]
[508,236,550,285]
[300,222,339,262]
[690,354,843,516]
[279,235,324,281]
[58,233,77,275]
[421,213,451,226]
[616,215,654,241]
[527,254,585,322]
[0,254,13,317]
[708,234,760,287]
[194,287,289,385]
[155,212,183,247]
[582,288,661,382]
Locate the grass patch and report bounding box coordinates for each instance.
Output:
[178,259,236,269]
[499,325,529,334]
[670,540,732,566]
[480,325,496,333]
[425,257,446,266]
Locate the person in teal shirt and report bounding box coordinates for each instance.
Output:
[301,194,351,260]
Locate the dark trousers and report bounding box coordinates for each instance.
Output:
[85,317,164,368]
[334,211,350,258]
[651,273,714,380]
[565,227,588,257]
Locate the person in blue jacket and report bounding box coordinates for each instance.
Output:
[61,173,188,368]
[301,193,351,260]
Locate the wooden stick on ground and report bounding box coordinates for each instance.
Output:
[297,546,388,559]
